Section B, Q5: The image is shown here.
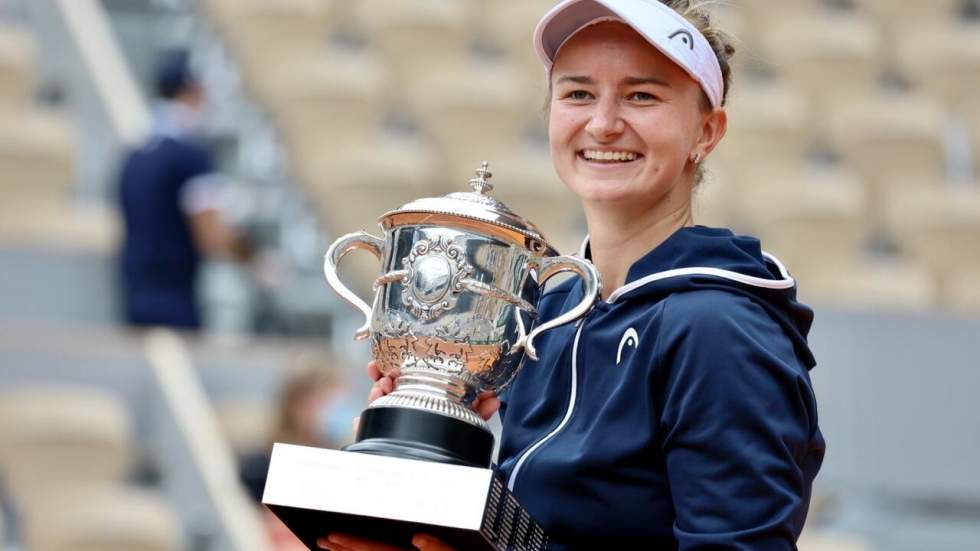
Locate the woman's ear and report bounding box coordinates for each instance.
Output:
[693,108,727,161]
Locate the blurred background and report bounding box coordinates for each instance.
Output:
[0,0,978,549]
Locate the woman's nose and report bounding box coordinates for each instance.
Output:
[585,98,625,141]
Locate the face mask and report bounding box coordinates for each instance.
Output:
[314,391,362,448]
[176,100,207,140]
[152,99,207,142]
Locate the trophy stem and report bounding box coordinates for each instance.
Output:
[370,365,489,431]
[345,406,495,468]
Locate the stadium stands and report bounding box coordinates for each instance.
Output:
[0,384,184,551]
[0,25,33,110]
[352,0,476,85]
[191,0,980,312]
[896,22,980,113]
[716,79,811,190]
[0,385,131,501]
[21,485,183,551]
[0,21,115,252]
[738,167,867,282]
[827,92,948,227]
[885,185,980,308]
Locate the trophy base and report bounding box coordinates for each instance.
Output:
[263,444,549,551]
[346,405,494,468]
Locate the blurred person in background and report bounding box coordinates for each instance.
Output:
[117,49,254,330]
[240,364,359,550]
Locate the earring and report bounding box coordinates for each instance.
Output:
[692,153,702,164]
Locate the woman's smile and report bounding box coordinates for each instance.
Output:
[578,149,643,163]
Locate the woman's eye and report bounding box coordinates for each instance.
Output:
[628,91,658,102]
[566,90,593,100]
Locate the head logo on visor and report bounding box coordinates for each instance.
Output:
[533,0,724,109]
[668,29,695,50]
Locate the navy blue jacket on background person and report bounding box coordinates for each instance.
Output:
[118,133,213,329]
[498,225,825,551]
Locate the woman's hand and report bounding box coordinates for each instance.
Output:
[317,532,457,551]
[353,361,501,433]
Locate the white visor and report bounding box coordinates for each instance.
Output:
[533,0,724,109]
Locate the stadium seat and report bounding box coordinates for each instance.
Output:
[735,167,868,280]
[300,129,439,205]
[407,59,530,185]
[736,0,820,25]
[0,108,74,209]
[256,49,389,175]
[202,0,336,83]
[946,272,980,313]
[703,2,758,74]
[896,22,980,112]
[302,131,442,294]
[884,185,980,307]
[352,0,478,85]
[0,201,119,253]
[715,79,811,190]
[762,12,881,123]
[0,26,33,111]
[853,0,964,57]
[22,486,183,551]
[482,0,565,73]
[827,92,947,223]
[797,256,936,311]
[0,386,132,502]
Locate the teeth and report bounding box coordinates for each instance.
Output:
[583,150,637,162]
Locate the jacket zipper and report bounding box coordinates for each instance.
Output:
[507,318,585,492]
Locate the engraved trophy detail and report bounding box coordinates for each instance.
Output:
[323,162,601,467]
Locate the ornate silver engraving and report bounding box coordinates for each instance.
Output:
[401,237,473,321]
[323,162,602,433]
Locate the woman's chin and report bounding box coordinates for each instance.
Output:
[574,187,645,206]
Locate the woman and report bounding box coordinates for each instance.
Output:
[321,1,824,549]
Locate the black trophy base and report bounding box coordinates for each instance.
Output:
[344,405,494,468]
[263,444,550,551]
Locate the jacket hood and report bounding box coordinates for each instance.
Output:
[581,225,816,368]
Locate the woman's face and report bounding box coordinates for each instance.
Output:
[548,22,723,211]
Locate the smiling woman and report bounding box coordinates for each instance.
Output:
[334,2,826,550]
[547,21,726,229]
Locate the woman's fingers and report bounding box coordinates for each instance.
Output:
[367,376,394,403]
[475,396,501,420]
[412,534,457,551]
[473,391,500,420]
[317,533,407,551]
[367,360,382,382]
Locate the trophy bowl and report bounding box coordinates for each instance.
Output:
[324,163,600,468]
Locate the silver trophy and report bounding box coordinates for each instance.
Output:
[324,162,601,468]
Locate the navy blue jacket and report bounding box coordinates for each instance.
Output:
[498,225,825,550]
[118,136,212,328]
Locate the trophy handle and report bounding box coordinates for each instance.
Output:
[324,231,385,341]
[524,255,601,361]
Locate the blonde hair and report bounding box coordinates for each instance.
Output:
[660,0,736,185]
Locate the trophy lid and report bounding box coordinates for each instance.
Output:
[380,162,559,256]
